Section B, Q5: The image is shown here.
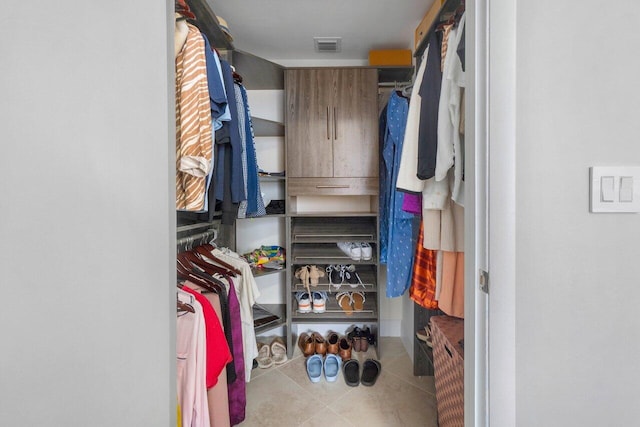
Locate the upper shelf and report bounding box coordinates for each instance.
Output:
[377,66,414,83]
[185,0,234,51]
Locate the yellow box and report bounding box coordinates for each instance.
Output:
[368,49,413,66]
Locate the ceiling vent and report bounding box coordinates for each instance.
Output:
[314,37,342,53]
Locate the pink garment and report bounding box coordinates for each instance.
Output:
[206,293,231,427]
[183,285,232,389]
[402,192,422,215]
[177,290,211,427]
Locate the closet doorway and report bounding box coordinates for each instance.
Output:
[168,0,514,425]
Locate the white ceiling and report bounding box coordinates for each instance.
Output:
[208,0,435,65]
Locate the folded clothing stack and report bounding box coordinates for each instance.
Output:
[243,245,285,270]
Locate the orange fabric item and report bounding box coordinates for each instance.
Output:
[438,252,465,318]
[410,221,439,310]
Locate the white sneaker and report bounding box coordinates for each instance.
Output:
[296,291,312,313]
[360,242,372,261]
[337,242,361,261]
[312,291,328,313]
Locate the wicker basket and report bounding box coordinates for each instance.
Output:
[431,315,464,427]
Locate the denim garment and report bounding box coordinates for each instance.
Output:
[201,34,228,123]
[380,92,417,297]
[215,60,246,206]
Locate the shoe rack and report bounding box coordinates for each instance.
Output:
[285,214,380,358]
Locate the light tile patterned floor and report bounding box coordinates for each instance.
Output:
[241,337,437,426]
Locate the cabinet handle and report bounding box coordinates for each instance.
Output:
[333,107,337,139]
[315,185,350,189]
[326,106,330,140]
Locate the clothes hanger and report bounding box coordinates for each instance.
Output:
[182,250,234,278]
[177,300,195,313]
[195,245,242,276]
[177,255,225,294]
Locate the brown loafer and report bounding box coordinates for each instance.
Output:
[326,332,340,354]
[298,332,315,357]
[312,332,327,356]
[339,337,352,361]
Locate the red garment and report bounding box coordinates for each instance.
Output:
[183,285,232,389]
[410,221,439,310]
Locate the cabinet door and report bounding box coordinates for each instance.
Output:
[285,69,334,178]
[332,68,379,178]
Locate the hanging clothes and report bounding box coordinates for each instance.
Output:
[176,24,213,211]
[236,84,265,219]
[182,285,232,389]
[409,221,439,310]
[379,92,417,297]
[177,290,210,427]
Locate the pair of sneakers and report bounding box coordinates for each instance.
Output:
[295,291,328,313]
[326,264,363,288]
[336,242,372,261]
[306,353,342,383]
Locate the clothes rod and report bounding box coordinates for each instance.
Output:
[176,228,218,252]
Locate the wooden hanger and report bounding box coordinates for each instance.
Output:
[194,245,242,276]
[177,256,225,294]
[177,300,195,313]
[182,250,234,278]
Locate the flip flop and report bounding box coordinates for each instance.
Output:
[343,359,360,387]
[270,337,288,365]
[336,292,353,315]
[351,291,365,311]
[360,359,381,386]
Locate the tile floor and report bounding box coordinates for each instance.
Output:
[241,337,438,426]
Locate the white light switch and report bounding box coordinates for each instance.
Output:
[601,176,615,202]
[620,176,633,202]
[590,166,640,213]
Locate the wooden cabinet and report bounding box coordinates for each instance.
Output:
[285,68,379,181]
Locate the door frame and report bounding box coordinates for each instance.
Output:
[466,0,518,425]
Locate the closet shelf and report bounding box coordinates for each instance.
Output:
[289,211,378,218]
[377,66,414,83]
[292,297,378,323]
[258,175,286,182]
[185,0,233,51]
[251,267,286,278]
[253,303,286,334]
[291,245,377,265]
[252,117,284,137]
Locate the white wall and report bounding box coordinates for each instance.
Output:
[510,1,640,425]
[0,1,175,425]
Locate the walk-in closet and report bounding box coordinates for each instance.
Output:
[173,0,467,425]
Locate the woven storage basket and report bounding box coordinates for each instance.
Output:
[431,315,464,427]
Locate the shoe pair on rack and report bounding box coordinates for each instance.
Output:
[299,331,353,361]
[294,265,325,288]
[347,326,375,352]
[306,353,342,383]
[295,291,327,313]
[337,242,373,261]
[343,358,381,387]
[336,291,365,315]
[326,264,363,289]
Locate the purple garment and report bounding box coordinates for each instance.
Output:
[226,278,246,426]
[402,193,422,215]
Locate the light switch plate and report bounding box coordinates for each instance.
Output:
[590,166,640,213]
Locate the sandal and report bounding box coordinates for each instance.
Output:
[270,337,288,365]
[351,291,365,312]
[336,291,353,316]
[308,265,325,285]
[256,343,274,369]
[360,359,381,386]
